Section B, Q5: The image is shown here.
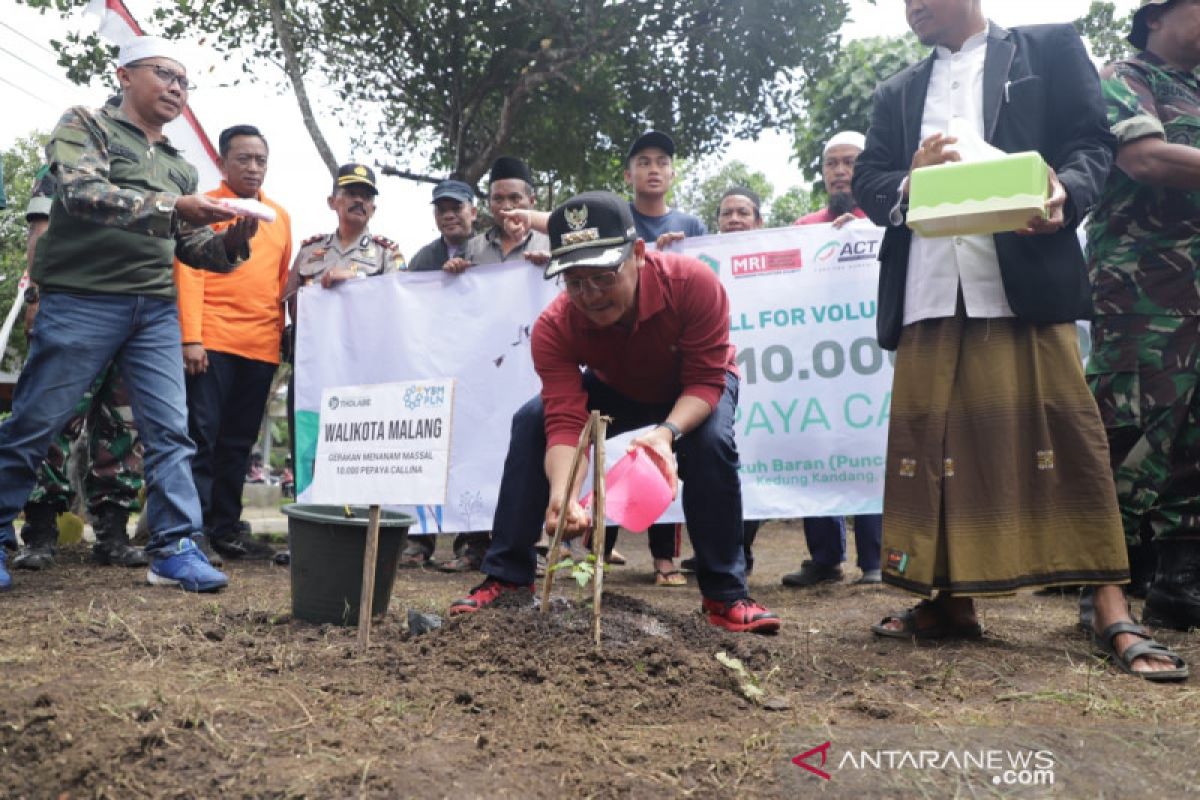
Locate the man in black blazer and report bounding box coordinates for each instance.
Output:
[851,0,1185,681]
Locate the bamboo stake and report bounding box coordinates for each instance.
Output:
[540,414,595,612]
[591,415,608,649]
[357,504,382,652]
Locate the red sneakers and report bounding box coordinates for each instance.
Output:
[703,597,781,634]
[448,578,533,615]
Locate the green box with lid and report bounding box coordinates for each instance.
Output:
[907,151,1049,237]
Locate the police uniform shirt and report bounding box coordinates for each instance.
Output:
[284,230,405,302]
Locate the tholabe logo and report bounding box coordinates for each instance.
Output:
[328,395,370,410]
[731,249,802,278]
[793,742,1056,786]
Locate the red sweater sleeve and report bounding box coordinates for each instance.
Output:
[531,302,589,450]
[674,260,731,410]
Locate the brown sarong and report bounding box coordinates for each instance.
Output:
[883,311,1129,597]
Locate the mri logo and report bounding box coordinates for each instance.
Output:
[731,249,802,278]
[815,240,840,262]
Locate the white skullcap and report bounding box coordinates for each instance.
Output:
[824,131,866,153]
[117,36,182,68]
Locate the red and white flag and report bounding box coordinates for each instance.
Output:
[84,0,222,188]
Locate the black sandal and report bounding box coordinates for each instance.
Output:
[1092,621,1189,682]
[871,600,983,640]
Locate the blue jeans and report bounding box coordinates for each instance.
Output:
[803,514,882,571]
[482,371,749,601]
[0,293,201,553]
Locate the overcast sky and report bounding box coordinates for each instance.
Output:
[2,0,1139,257]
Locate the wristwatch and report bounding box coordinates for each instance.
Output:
[657,421,683,447]
[23,285,39,304]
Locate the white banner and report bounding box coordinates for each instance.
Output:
[309,379,455,505]
[680,221,891,517]
[295,223,892,533]
[295,263,558,533]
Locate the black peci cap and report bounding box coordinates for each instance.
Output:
[488,156,533,185]
[544,191,639,279]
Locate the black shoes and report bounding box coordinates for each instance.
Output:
[12,503,59,571]
[781,559,843,588]
[1142,540,1200,631]
[91,505,148,567]
[210,522,276,561]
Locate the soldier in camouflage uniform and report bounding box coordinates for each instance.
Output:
[13,163,147,571]
[1086,0,1200,629]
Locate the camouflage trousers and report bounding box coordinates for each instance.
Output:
[1088,315,1200,545]
[25,362,143,514]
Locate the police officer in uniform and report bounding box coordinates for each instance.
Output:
[284,163,405,310]
[281,164,405,565]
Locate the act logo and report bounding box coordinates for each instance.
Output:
[792,741,833,780]
[815,240,840,262]
[327,396,340,411]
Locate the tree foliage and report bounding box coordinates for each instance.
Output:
[673,159,775,232]
[672,158,810,231]
[791,34,925,188]
[0,134,48,370]
[1074,1,1135,64]
[26,0,853,194]
[766,185,812,229]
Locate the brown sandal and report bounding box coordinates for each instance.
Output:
[654,569,687,587]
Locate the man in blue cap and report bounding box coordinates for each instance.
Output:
[402,177,487,567]
[408,178,478,272]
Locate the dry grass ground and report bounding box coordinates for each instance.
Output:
[2,521,1198,798]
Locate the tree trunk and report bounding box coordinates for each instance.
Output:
[266,0,339,177]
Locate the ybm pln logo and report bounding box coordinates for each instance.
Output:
[403,384,448,411]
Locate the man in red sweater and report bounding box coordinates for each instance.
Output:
[449,191,779,633]
[174,125,292,561]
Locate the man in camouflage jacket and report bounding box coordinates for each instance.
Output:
[0,37,256,593]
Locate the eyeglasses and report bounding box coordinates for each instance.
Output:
[128,64,196,91]
[557,270,620,295]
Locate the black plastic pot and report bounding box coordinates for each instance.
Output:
[281,504,415,625]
